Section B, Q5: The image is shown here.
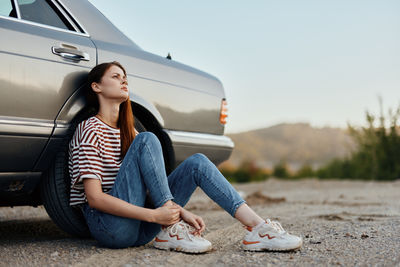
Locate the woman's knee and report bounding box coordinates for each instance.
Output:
[131,132,162,151]
[187,153,212,168]
[183,153,214,184]
[135,131,158,143]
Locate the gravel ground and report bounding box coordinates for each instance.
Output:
[0,178,399,266]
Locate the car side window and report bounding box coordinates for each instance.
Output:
[16,0,74,31]
[0,0,17,18]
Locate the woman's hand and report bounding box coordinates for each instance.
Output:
[151,204,181,225]
[179,207,206,235]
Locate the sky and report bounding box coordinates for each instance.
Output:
[88,0,400,134]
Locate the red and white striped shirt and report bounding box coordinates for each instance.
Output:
[68,115,137,206]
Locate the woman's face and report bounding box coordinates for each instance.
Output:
[92,65,129,103]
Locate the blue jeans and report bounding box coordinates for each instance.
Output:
[82,132,245,249]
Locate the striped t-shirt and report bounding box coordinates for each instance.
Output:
[68,115,137,206]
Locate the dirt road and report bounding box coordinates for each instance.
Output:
[1,178,399,266]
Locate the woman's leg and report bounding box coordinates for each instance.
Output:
[135,152,263,246]
[167,153,246,216]
[83,132,175,248]
[168,153,263,226]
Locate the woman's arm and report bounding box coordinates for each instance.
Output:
[83,178,180,225]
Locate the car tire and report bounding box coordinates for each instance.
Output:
[40,144,90,237]
[40,114,146,237]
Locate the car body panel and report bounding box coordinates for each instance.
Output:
[0,13,96,172]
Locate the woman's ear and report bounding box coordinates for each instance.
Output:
[91,82,101,93]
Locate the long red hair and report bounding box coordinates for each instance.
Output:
[86,61,136,159]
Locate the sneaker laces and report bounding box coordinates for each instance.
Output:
[265,219,286,234]
[167,220,196,241]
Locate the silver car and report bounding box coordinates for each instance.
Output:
[0,0,233,236]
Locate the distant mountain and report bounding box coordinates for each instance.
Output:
[220,123,355,171]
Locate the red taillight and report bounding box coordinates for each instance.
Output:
[220,99,228,125]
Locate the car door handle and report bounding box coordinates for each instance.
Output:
[51,46,90,61]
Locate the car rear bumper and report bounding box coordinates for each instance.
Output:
[163,129,234,167]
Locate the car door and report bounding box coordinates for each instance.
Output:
[0,0,96,171]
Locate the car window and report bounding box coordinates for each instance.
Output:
[0,0,17,18]
[16,0,74,31]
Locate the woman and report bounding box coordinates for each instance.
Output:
[68,61,302,252]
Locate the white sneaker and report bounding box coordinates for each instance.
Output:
[153,220,212,253]
[242,219,302,251]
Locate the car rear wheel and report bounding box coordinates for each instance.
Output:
[40,115,146,237]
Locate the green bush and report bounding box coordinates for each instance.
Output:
[316,99,400,180]
[220,159,269,183]
[294,164,315,178]
[272,161,291,178]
